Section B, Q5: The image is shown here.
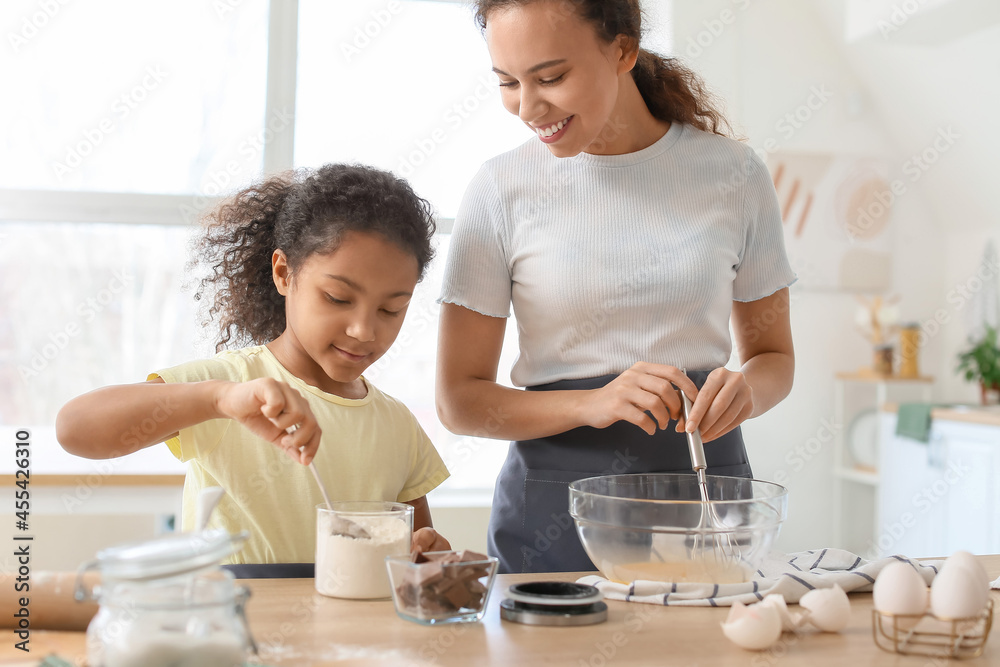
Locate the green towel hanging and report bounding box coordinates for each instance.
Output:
[895,403,934,443]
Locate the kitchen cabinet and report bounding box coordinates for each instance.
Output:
[878,413,1000,558]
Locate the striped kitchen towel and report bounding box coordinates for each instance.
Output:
[577,550,943,607]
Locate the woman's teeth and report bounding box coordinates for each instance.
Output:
[536,118,568,138]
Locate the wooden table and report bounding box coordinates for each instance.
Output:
[6,556,1000,666]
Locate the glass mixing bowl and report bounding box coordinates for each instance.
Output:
[569,474,787,584]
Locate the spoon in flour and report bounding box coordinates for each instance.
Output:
[309,463,371,539]
[287,425,370,540]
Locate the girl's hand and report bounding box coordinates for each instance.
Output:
[676,368,754,442]
[411,527,452,555]
[576,362,699,436]
[214,378,321,465]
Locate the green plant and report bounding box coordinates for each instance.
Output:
[956,326,1000,388]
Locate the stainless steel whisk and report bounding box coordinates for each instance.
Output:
[680,383,739,565]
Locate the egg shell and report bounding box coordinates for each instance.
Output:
[930,564,988,620]
[721,601,783,651]
[873,562,929,616]
[941,551,990,590]
[799,585,851,632]
[759,594,806,631]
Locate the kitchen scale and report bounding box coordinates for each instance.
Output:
[499,581,608,626]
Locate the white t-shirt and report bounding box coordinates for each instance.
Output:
[439,122,797,388]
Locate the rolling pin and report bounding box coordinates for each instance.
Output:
[0,571,100,631]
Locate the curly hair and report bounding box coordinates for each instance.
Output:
[192,164,436,351]
[473,0,734,138]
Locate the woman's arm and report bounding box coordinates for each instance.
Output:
[436,303,697,440]
[56,377,322,464]
[684,288,794,442]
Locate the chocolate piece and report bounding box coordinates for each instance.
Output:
[442,580,474,609]
[413,562,445,587]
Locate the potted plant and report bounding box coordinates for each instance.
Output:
[956,326,1000,405]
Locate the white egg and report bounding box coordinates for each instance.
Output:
[759,594,806,631]
[941,551,990,590]
[873,562,929,617]
[930,563,989,620]
[721,600,783,651]
[799,585,851,632]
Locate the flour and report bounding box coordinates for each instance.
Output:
[102,632,244,667]
[316,515,410,599]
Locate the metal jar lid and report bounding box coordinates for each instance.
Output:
[500,581,608,626]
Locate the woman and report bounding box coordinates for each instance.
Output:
[436,0,796,574]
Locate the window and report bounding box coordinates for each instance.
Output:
[0,221,213,423]
[1,0,270,194]
[0,0,272,475]
[295,0,529,218]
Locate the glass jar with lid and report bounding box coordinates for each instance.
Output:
[75,528,256,667]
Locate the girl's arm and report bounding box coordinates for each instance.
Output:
[408,494,452,554]
[56,377,322,464]
[435,303,698,441]
[683,288,794,442]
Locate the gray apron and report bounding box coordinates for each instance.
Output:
[487,371,753,574]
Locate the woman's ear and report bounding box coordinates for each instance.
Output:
[272,249,291,296]
[617,34,640,74]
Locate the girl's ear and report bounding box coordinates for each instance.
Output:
[616,34,639,74]
[272,249,291,296]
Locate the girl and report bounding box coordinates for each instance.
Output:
[58,164,451,569]
[437,0,796,573]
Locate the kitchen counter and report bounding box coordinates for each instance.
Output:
[4,555,999,666]
[882,402,1000,427]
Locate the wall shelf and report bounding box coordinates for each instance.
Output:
[833,466,879,486]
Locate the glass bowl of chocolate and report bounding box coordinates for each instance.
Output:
[385,550,498,625]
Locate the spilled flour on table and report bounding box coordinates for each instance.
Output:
[258,642,427,666]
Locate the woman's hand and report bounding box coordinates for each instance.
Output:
[676,368,754,442]
[576,362,699,436]
[411,527,452,555]
[214,378,321,464]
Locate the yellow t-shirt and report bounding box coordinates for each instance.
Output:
[150,345,449,564]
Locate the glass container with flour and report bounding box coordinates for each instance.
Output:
[316,501,413,599]
[74,528,256,667]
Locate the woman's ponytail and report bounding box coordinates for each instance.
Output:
[631,48,733,137]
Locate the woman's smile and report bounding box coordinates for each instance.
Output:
[533,115,573,142]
